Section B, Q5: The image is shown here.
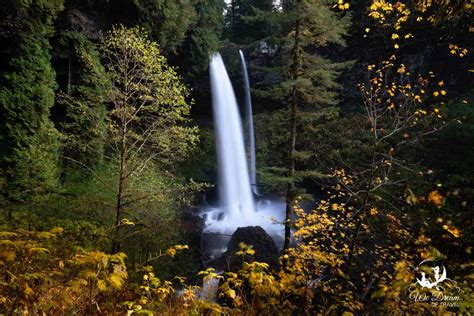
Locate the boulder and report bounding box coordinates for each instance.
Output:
[226,226,279,271]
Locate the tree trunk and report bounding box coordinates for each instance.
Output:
[112,126,126,253]
[347,141,378,264]
[67,54,72,95]
[283,16,301,251]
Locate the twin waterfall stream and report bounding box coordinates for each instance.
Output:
[201,52,285,258]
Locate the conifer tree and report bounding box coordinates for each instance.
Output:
[134,0,225,76]
[58,32,110,171]
[133,0,198,54]
[178,0,225,76]
[225,0,274,44]
[242,0,351,249]
[0,0,63,205]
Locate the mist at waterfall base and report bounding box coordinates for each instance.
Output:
[200,53,285,258]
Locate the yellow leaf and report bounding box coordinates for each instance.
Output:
[0,232,18,238]
[428,190,443,206]
[79,270,97,279]
[166,248,177,257]
[227,289,236,299]
[28,247,50,256]
[21,282,34,297]
[405,188,418,205]
[0,251,16,262]
[97,280,107,291]
[49,227,64,234]
[370,207,378,216]
[109,273,126,289]
[37,232,55,239]
[444,225,462,238]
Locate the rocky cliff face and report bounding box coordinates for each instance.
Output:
[60,8,106,40]
[54,0,138,40]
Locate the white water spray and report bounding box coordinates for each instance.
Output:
[239,50,258,194]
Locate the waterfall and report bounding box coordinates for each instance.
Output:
[209,53,255,219]
[202,53,285,254]
[239,50,258,195]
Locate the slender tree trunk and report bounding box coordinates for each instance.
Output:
[231,0,235,23]
[283,17,301,251]
[67,54,72,95]
[347,140,378,264]
[112,126,126,253]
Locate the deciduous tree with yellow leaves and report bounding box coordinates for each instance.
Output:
[98,26,198,253]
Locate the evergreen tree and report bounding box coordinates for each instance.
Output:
[0,0,64,204]
[225,0,273,44]
[133,0,198,54]
[58,32,110,171]
[178,0,225,76]
[244,0,351,249]
[134,0,225,76]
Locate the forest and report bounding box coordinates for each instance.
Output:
[0,0,472,314]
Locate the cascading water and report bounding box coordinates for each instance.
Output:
[202,53,285,258]
[239,50,257,195]
[209,53,255,219]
